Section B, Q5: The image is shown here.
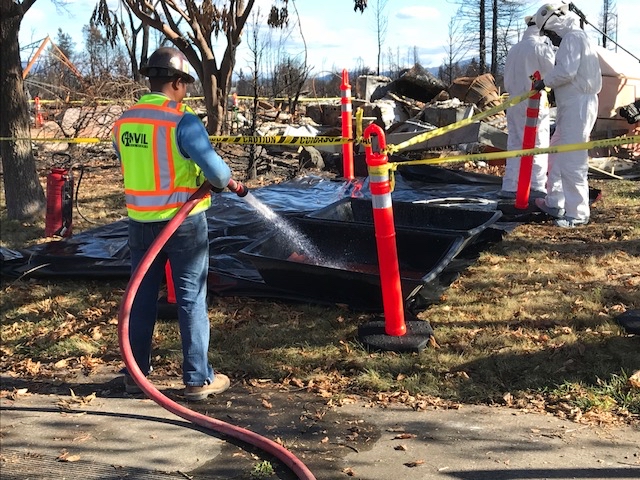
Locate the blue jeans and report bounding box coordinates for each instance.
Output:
[128,211,214,386]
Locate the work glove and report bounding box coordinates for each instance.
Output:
[532,79,546,92]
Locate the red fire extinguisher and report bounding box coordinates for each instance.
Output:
[45,153,74,238]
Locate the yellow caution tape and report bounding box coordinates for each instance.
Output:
[378,134,638,192]
[0,137,107,143]
[29,99,120,105]
[385,89,536,155]
[0,135,348,146]
[368,163,396,191]
[367,165,387,176]
[355,107,365,146]
[248,96,342,102]
[208,135,348,146]
[28,95,343,104]
[355,108,363,137]
[388,134,640,170]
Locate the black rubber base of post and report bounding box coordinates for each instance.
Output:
[157,296,178,320]
[358,317,434,353]
[616,310,640,335]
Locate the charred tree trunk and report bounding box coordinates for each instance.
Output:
[0,3,46,220]
[490,0,498,75]
[248,40,259,180]
[200,60,222,135]
[214,42,237,136]
[123,10,149,82]
[479,0,486,73]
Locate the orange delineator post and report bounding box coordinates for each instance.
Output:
[341,69,355,180]
[515,71,542,210]
[165,261,176,304]
[363,124,406,336]
[34,96,43,127]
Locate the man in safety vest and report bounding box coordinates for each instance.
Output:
[112,47,233,401]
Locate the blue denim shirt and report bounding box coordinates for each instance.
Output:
[177,113,231,190]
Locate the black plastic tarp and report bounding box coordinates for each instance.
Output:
[1,167,543,310]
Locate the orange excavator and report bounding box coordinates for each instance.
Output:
[22,35,83,82]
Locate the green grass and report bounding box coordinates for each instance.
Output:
[1,177,639,425]
[551,370,640,416]
[251,460,275,478]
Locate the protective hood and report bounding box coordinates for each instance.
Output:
[543,10,580,37]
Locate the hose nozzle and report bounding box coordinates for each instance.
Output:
[227,178,248,197]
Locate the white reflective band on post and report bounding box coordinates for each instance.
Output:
[525,115,539,128]
[371,195,392,210]
[369,174,387,183]
[341,103,352,112]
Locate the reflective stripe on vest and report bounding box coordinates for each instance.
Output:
[114,94,210,221]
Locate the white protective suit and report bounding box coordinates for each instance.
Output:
[538,11,602,222]
[502,23,555,194]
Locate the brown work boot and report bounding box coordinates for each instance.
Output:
[184,373,230,401]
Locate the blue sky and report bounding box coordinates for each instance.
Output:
[19,0,640,75]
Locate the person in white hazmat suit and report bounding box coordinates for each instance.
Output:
[532,1,602,228]
[499,15,555,199]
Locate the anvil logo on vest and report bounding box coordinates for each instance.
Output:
[121,131,149,148]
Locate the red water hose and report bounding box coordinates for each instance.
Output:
[117,181,316,480]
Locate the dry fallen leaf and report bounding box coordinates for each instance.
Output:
[72,432,92,443]
[404,460,425,467]
[56,451,81,462]
[394,444,407,451]
[58,390,96,409]
[289,377,304,388]
[393,433,416,440]
[342,467,355,476]
[503,392,514,406]
[7,388,29,401]
[54,359,69,369]
[628,370,640,389]
[346,432,359,441]
[90,326,102,340]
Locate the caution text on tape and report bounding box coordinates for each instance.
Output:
[0,135,349,146]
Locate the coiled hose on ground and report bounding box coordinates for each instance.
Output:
[117,181,316,480]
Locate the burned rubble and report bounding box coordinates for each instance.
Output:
[27,60,639,183]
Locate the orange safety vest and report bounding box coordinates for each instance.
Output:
[112,93,210,222]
